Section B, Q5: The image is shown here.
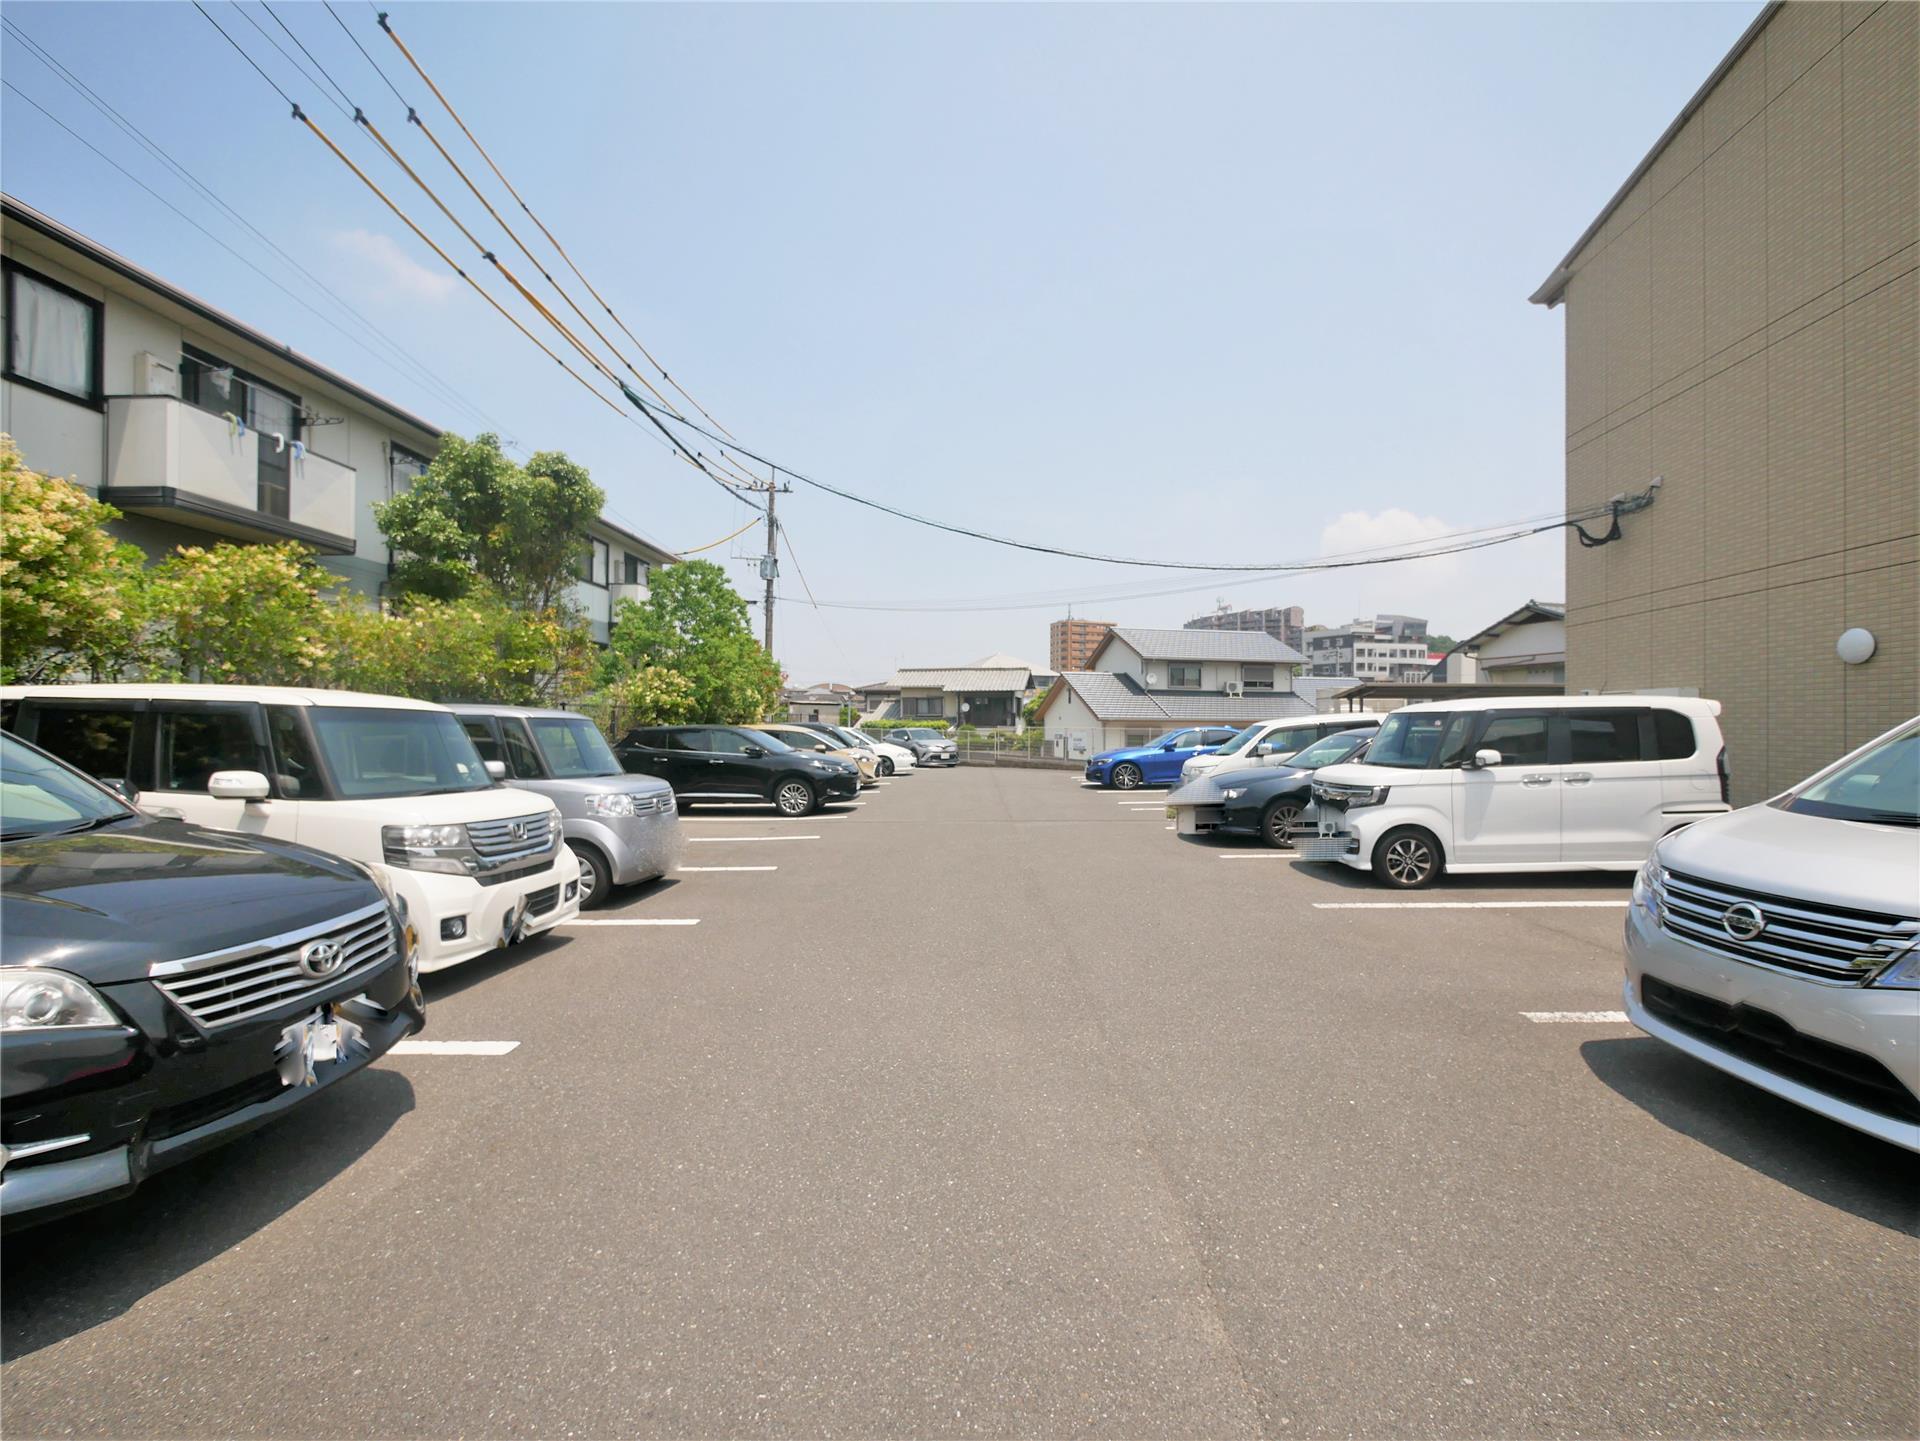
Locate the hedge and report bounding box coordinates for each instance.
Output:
[860,718,950,734]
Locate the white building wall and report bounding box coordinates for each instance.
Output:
[1475,619,1566,666]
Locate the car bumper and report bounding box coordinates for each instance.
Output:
[390,850,582,973]
[1296,803,1370,865]
[1,984,422,1230]
[567,809,683,886]
[820,772,864,801]
[1622,902,1920,1152]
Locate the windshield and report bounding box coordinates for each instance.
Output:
[1211,724,1264,757]
[528,717,622,779]
[906,728,942,740]
[309,707,492,799]
[1290,732,1370,769]
[1780,725,1919,826]
[835,728,874,749]
[1364,711,1459,769]
[0,734,134,840]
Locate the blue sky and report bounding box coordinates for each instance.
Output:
[2,1,1761,682]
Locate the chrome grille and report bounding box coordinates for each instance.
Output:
[1657,868,1920,984]
[151,903,395,1030]
[630,791,674,816]
[467,811,556,861]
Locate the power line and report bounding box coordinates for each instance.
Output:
[3,16,520,445]
[324,0,408,108]
[191,0,295,108]
[229,0,352,121]
[260,0,356,113]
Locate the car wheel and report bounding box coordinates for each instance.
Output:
[879,757,895,777]
[568,840,612,909]
[775,778,815,816]
[1261,800,1303,850]
[1111,762,1144,790]
[1373,827,1443,889]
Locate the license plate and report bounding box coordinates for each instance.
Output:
[276,1008,339,1088]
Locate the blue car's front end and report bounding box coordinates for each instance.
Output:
[1085,737,1222,788]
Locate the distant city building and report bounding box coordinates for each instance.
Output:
[1182,603,1305,653]
[1304,616,1431,682]
[1049,618,1113,673]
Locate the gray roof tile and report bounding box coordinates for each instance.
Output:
[1105,626,1305,664]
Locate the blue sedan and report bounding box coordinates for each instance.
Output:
[1083,727,1240,789]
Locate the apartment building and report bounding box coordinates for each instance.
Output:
[1183,602,1306,653]
[0,196,673,644]
[1530,1,1917,802]
[1303,615,1431,681]
[1049,617,1113,673]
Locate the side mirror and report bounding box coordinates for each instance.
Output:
[1251,743,1272,758]
[1162,741,1179,751]
[1469,748,1503,770]
[814,743,830,753]
[208,769,271,801]
[743,745,766,758]
[484,759,508,780]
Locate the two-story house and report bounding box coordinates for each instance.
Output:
[1033,626,1309,755]
[1,195,672,643]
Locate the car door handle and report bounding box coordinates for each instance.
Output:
[1521,774,1555,786]
[708,759,725,764]
[1563,772,1593,785]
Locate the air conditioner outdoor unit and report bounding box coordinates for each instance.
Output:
[1223,681,1242,696]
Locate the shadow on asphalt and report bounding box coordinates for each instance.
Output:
[1288,860,1633,893]
[419,929,575,1002]
[0,1067,416,1360]
[1582,1036,1920,1235]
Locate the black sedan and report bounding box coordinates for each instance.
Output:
[615,724,861,816]
[1165,727,1377,847]
[0,733,424,1230]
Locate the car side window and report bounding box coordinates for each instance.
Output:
[667,729,712,752]
[461,717,502,764]
[1478,715,1550,766]
[156,709,264,793]
[1433,715,1476,768]
[706,730,762,756]
[1207,729,1237,746]
[1564,711,1642,764]
[267,707,321,797]
[31,704,141,789]
[500,721,544,778]
[1651,710,1698,760]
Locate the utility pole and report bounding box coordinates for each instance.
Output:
[761,468,778,656]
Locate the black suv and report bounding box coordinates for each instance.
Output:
[615,725,860,816]
[0,733,424,1230]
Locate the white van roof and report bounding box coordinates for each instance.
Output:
[1384,694,1722,717]
[0,683,449,712]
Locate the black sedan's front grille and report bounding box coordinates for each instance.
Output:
[150,904,394,1031]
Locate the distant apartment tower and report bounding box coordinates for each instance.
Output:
[1304,615,1431,681]
[1050,618,1113,672]
[1183,603,1305,653]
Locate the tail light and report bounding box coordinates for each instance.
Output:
[1716,747,1730,805]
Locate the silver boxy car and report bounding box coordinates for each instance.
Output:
[1624,716,1920,1151]
[449,705,682,909]
[887,728,958,766]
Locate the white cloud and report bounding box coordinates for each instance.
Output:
[329,228,458,303]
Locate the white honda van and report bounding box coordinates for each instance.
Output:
[2,685,581,971]
[1299,695,1730,887]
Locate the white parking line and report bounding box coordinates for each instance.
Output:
[679,865,777,872]
[1522,1011,1630,1023]
[562,918,700,927]
[688,814,849,822]
[1218,853,1287,860]
[1312,900,1630,910]
[389,1040,520,1056]
[687,835,820,843]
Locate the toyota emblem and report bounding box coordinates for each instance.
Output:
[298,938,346,978]
[1721,902,1767,943]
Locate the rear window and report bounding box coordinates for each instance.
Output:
[1564,711,1641,765]
[1652,710,1698,759]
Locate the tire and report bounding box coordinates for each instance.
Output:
[1111,762,1144,790]
[774,778,816,816]
[1260,800,1304,850]
[568,840,613,909]
[1373,826,1443,889]
[878,757,895,777]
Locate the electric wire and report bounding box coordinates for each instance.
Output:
[191,0,296,107]
[260,0,356,113]
[680,514,764,556]
[375,9,736,438]
[229,1,352,121]
[4,17,520,445]
[324,1,407,107]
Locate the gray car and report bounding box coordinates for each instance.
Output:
[887,727,959,766]
[449,705,682,908]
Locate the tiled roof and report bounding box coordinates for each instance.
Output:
[1103,627,1305,665]
[1051,672,1313,724]
[886,666,1032,693]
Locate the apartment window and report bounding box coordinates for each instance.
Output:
[1242,665,1274,691]
[4,261,102,405]
[180,343,301,517]
[577,537,609,587]
[622,553,649,586]
[1168,664,1202,689]
[904,695,943,718]
[389,444,430,498]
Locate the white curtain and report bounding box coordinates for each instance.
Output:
[8,272,93,398]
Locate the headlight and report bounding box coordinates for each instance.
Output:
[348,858,400,908]
[1631,854,1667,914]
[1869,944,1920,990]
[382,822,472,875]
[1222,787,1248,801]
[0,969,122,1030]
[1313,781,1390,808]
[583,791,642,818]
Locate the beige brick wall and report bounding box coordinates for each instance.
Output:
[1555,0,1918,804]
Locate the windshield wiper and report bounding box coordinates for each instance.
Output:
[41,813,132,839]
[1850,811,1920,827]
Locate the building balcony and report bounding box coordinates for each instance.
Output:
[102,395,356,553]
[610,580,651,611]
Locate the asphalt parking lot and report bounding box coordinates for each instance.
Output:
[3,766,1915,1438]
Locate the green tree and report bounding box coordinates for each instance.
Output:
[602,559,780,724]
[145,542,336,684]
[330,592,593,704]
[0,436,148,681]
[374,433,605,613]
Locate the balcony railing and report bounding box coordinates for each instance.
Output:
[103,395,356,552]
[609,580,651,610]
